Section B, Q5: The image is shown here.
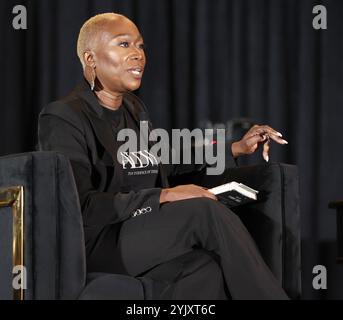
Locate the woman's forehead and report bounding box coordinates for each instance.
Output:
[102,18,141,39]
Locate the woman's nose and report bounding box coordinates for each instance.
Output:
[129,47,144,60]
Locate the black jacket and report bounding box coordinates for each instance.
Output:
[38,80,236,245]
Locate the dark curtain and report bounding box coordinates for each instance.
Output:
[1,0,343,299]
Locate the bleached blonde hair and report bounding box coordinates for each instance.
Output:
[77,13,126,69]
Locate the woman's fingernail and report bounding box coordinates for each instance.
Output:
[282,139,288,144]
[265,155,269,162]
[277,132,283,137]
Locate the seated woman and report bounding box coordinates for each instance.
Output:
[38,13,289,299]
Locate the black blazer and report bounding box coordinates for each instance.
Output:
[38,80,236,246]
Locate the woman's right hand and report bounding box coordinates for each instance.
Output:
[160,184,217,203]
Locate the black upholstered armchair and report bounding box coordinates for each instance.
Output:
[0,151,301,299]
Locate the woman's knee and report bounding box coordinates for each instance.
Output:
[196,197,233,213]
[194,198,243,227]
[161,197,237,225]
[188,197,231,220]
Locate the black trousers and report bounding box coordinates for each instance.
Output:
[110,197,288,300]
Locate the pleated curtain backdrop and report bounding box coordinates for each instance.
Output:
[1,0,343,299]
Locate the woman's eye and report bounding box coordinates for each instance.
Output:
[138,43,146,50]
[119,42,129,48]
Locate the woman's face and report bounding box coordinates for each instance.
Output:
[94,17,146,93]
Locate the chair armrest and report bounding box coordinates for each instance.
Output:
[0,151,87,300]
[226,163,301,299]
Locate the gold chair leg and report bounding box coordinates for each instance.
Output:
[0,186,24,300]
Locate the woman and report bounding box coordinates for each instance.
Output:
[38,13,289,299]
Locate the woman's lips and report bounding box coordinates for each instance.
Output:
[127,67,143,79]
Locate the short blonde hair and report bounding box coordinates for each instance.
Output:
[77,13,126,69]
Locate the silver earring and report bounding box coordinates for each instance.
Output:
[90,67,96,91]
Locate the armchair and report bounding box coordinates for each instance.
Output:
[0,151,301,299]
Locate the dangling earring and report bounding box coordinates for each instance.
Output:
[90,67,96,91]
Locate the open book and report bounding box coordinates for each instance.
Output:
[208,181,259,207]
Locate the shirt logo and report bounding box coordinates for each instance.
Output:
[120,150,158,170]
[132,206,152,217]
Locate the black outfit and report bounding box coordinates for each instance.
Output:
[38,79,288,299]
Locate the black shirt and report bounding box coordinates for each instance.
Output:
[102,104,159,192]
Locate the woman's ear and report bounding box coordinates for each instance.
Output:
[83,51,96,68]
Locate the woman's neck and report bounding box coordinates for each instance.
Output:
[94,89,123,110]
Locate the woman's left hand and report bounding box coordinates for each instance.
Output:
[231,125,288,162]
